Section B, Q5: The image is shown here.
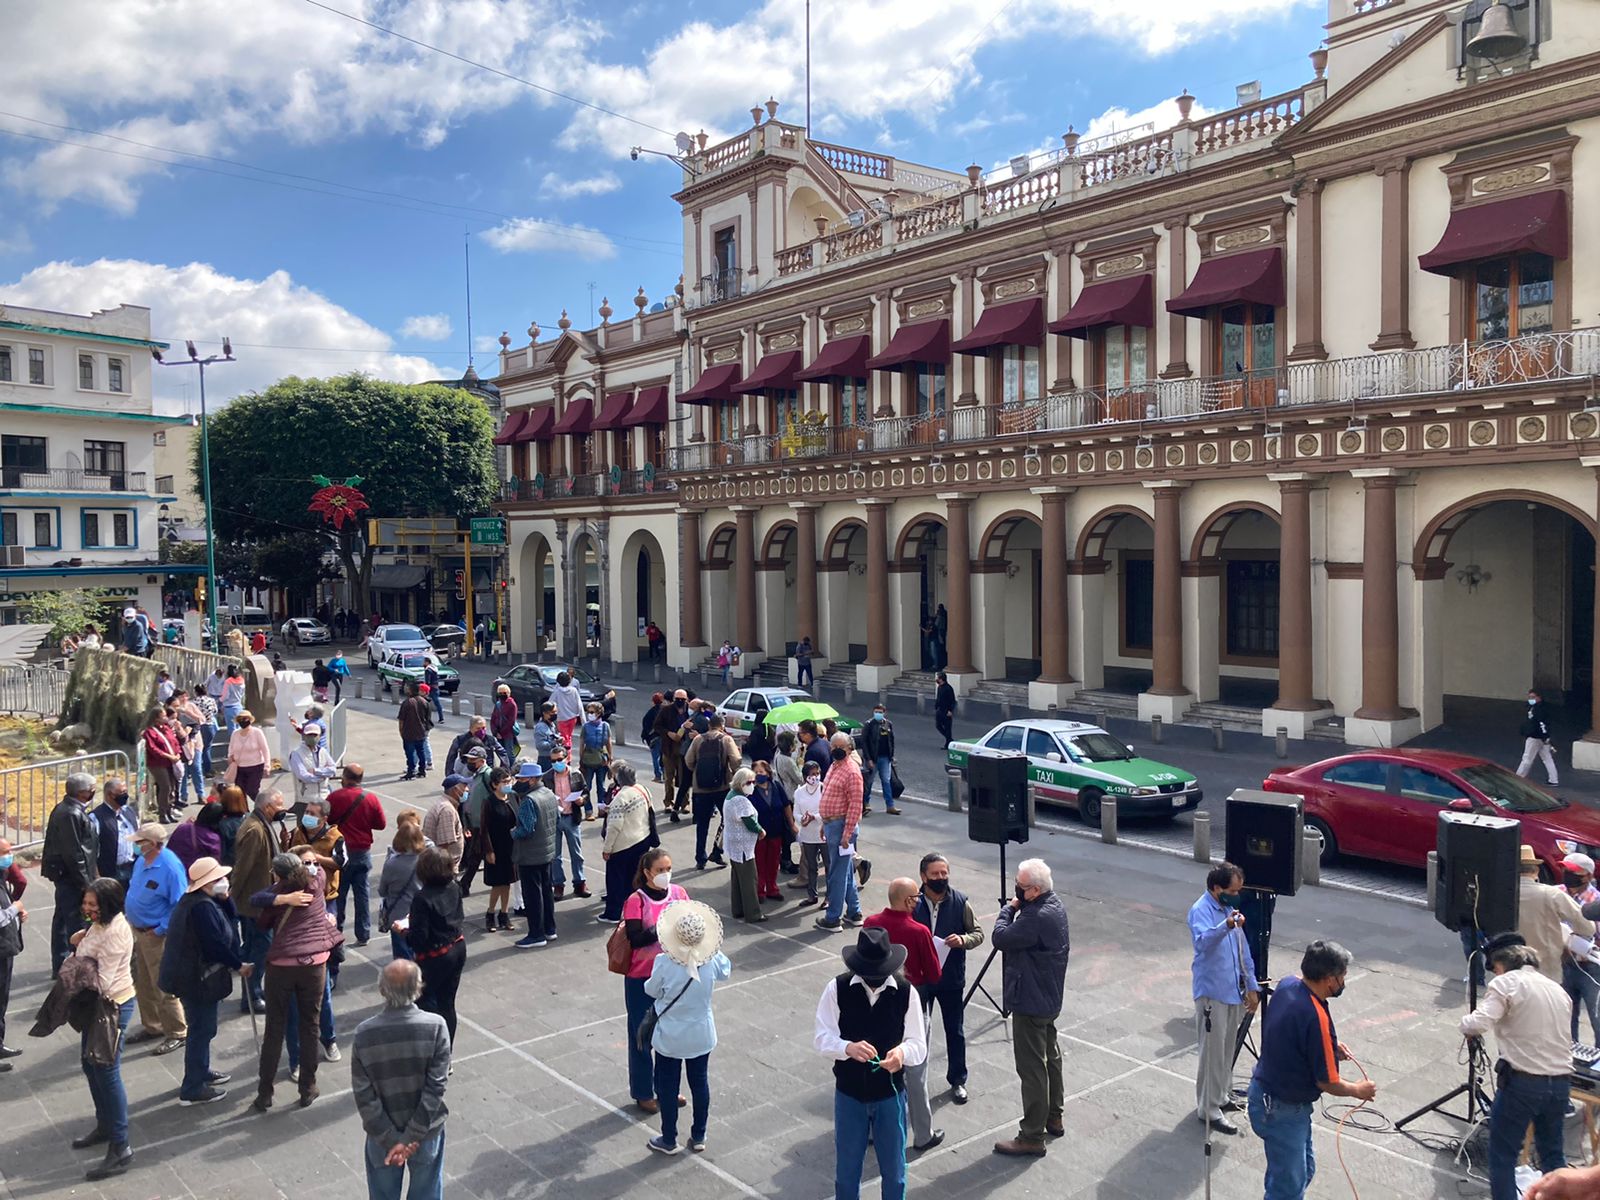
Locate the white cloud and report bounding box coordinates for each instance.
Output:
[399,313,453,341]
[1078,98,1214,146]
[0,258,446,407]
[473,334,502,354]
[480,217,617,260]
[538,170,621,200]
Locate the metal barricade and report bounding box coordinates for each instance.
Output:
[0,665,71,716]
[0,749,132,849]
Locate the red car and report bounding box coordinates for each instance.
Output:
[1262,749,1600,880]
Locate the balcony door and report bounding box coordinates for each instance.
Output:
[1212,304,1276,409]
[1,434,45,489]
[1470,253,1554,341]
[833,378,870,427]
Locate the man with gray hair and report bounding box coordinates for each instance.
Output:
[42,770,100,976]
[992,858,1070,1157]
[352,959,451,1200]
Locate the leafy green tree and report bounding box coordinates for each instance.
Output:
[20,587,117,641]
[199,374,498,604]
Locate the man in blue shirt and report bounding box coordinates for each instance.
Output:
[1188,862,1258,1135]
[1248,940,1377,1200]
[123,824,190,1056]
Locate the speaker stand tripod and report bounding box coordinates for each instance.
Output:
[1231,888,1276,1068]
[1396,938,1493,1132]
[963,840,1011,1019]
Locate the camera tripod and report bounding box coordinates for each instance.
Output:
[963,839,1012,1019]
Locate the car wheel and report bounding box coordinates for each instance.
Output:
[1078,788,1103,826]
[1305,817,1338,866]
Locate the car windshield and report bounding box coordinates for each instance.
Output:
[385,626,423,640]
[1068,732,1134,762]
[396,654,429,669]
[1457,763,1567,813]
[541,665,599,685]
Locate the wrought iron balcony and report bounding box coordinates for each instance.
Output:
[0,467,149,493]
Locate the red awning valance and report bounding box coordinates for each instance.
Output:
[493,410,531,445]
[1049,274,1154,338]
[522,406,555,442]
[594,390,634,430]
[618,385,669,427]
[733,350,804,395]
[552,398,593,435]
[795,334,872,382]
[1166,248,1285,317]
[951,297,1044,354]
[1418,189,1569,276]
[865,319,950,371]
[678,363,743,405]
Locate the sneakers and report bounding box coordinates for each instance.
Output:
[688,1138,707,1153]
[207,1071,231,1085]
[814,918,843,931]
[514,935,547,949]
[289,1065,300,1083]
[841,913,864,928]
[178,1086,228,1106]
[320,1041,341,1063]
[647,1135,680,1155]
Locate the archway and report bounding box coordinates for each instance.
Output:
[515,531,555,655]
[619,529,668,664]
[1414,494,1596,742]
[568,530,602,659]
[978,512,1043,682]
[1188,503,1282,707]
[760,521,799,658]
[821,518,868,665]
[895,515,947,671]
[703,523,738,655]
[1073,507,1155,695]
[785,184,842,246]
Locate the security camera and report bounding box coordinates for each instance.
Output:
[630,147,640,161]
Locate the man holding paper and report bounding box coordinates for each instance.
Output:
[913,853,983,1105]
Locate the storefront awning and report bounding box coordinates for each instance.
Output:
[733,350,804,395]
[618,385,670,427]
[795,334,872,382]
[552,399,593,435]
[369,564,429,590]
[1418,189,1568,276]
[521,406,555,442]
[951,297,1044,354]
[1049,274,1154,338]
[1165,248,1285,317]
[678,363,743,405]
[865,319,950,371]
[594,390,634,430]
[493,410,531,445]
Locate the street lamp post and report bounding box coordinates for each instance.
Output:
[155,339,234,648]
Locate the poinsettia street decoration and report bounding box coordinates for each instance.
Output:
[307,474,370,530]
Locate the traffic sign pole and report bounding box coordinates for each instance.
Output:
[463,535,475,657]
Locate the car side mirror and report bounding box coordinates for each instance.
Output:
[1448,798,1473,812]
[1044,752,1062,763]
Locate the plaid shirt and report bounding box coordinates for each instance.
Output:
[819,758,863,845]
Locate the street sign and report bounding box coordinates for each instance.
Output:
[470,517,507,546]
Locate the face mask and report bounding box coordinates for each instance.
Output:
[1529,699,1538,706]
[924,878,948,895]
[554,762,568,773]
[301,814,321,830]
[1014,884,1030,903]
[872,712,884,722]
[1328,982,1346,999]
[1217,891,1240,908]
[1565,871,1587,889]
[741,784,755,795]
[0,855,12,871]
[756,774,771,784]
[805,776,821,787]
[858,973,889,990]
[210,881,231,898]
[652,871,672,890]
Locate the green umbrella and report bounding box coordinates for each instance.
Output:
[763,699,839,727]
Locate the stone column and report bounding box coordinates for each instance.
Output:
[941,493,978,687]
[1161,217,1191,379]
[1346,470,1419,747]
[857,500,899,690]
[1370,160,1415,351]
[679,509,705,650]
[792,503,821,657]
[1288,178,1327,361]
[1575,462,1600,771]
[733,506,760,663]
[1030,487,1078,708]
[1261,474,1328,737]
[1139,482,1191,721]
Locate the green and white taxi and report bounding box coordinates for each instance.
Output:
[715,687,863,743]
[376,652,461,695]
[946,719,1201,824]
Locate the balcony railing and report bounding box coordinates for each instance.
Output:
[501,461,671,503]
[154,474,174,494]
[0,467,149,492]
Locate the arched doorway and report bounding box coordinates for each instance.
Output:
[895,516,947,671]
[515,531,555,655]
[568,529,603,659]
[1188,504,1282,707]
[821,519,867,665]
[1414,494,1596,742]
[618,529,667,664]
[977,513,1043,682]
[703,523,738,653]
[1073,507,1155,696]
[760,522,799,658]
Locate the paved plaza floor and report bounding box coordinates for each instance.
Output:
[0,703,1582,1198]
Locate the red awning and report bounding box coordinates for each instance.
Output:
[678,363,743,405]
[865,319,950,371]
[521,406,555,442]
[1049,275,1155,338]
[618,385,669,427]
[795,334,872,382]
[552,398,592,435]
[1418,189,1569,275]
[594,390,634,430]
[951,297,1044,354]
[733,350,804,395]
[1166,248,1285,317]
[493,410,531,445]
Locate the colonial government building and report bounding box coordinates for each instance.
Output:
[494,0,1600,767]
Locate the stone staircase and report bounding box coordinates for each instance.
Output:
[962,678,1034,710]
[1064,689,1140,722]
[752,658,790,687]
[1180,700,1268,734]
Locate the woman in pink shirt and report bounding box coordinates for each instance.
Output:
[620,847,688,1114]
[225,712,272,800]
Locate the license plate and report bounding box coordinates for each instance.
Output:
[1171,795,1186,809]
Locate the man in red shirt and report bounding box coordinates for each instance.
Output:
[865,878,944,1154]
[326,763,387,948]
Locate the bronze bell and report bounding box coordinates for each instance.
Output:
[1467,0,1527,60]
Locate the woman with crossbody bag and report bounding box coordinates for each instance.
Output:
[377,824,425,961]
[641,900,730,1155]
[615,848,688,1114]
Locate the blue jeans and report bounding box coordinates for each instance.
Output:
[240,921,271,1009]
[1566,959,1600,1043]
[581,762,609,816]
[179,751,205,804]
[430,692,444,723]
[797,661,813,689]
[82,997,134,1146]
[822,818,862,924]
[550,812,585,886]
[364,1128,446,1200]
[402,738,431,774]
[648,739,663,780]
[654,1052,711,1146]
[390,930,414,961]
[178,989,219,1099]
[199,722,216,776]
[1489,1070,1569,1200]
[1247,1080,1315,1200]
[339,848,374,942]
[285,969,336,1068]
[624,976,655,1103]
[834,1090,906,1200]
[721,665,732,688]
[861,757,895,809]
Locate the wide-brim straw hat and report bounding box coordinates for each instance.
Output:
[656,900,724,968]
[187,856,231,894]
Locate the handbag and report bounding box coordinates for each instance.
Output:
[636,978,693,1052]
[200,961,234,1004]
[890,764,905,800]
[606,888,642,975]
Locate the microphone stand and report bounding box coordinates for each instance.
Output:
[1203,1001,1215,1200]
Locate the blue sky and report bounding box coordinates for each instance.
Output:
[1,0,1324,410]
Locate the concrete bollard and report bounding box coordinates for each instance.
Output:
[1275,727,1289,758]
[1000,701,1012,720]
[699,667,709,687]
[947,774,965,813]
[1211,722,1225,752]
[389,687,399,706]
[354,680,365,700]
[1193,811,1211,863]
[1047,704,1058,720]
[1151,714,1163,743]
[916,693,927,716]
[653,662,662,683]
[1301,827,1322,886]
[613,717,627,747]
[878,690,887,711]
[630,662,639,681]
[451,695,462,717]
[1100,797,1118,845]
[473,694,489,718]
[843,684,855,706]
[1025,781,1038,829]
[1426,850,1438,912]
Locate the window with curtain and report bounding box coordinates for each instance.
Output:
[1215,304,1276,377]
[912,364,946,417]
[998,344,1041,406]
[0,512,14,545]
[28,348,46,385]
[769,389,802,437]
[1101,326,1148,388]
[1471,253,1554,342]
[834,378,870,426]
[716,402,741,444]
[571,434,593,476]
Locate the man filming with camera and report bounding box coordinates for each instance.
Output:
[1460,937,1574,1200]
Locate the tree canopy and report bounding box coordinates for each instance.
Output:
[198,374,499,603]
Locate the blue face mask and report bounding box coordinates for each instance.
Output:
[872,712,884,721]
[0,855,11,870]
[554,762,568,773]
[300,814,321,830]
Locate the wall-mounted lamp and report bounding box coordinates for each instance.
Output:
[1454,563,1492,592]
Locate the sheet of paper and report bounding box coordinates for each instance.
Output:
[838,842,855,857]
[934,937,952,968]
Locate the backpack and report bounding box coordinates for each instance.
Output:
[694,733,729,792]
[582,720,607,751]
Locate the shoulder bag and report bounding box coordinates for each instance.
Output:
[606,889,643,975]
[636,976,693,1052]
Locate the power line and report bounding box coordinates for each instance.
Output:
[300,0,677,138]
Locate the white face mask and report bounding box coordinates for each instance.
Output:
[740,784,755,796]
[209,881,231,898]
[653,871,672,890]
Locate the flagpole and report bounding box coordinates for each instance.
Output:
[805,0,811,135]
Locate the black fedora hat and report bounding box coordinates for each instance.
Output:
[842,927,907,977]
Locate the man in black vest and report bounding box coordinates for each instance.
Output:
[912,852,984,1104]
[813,927,927,1200]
